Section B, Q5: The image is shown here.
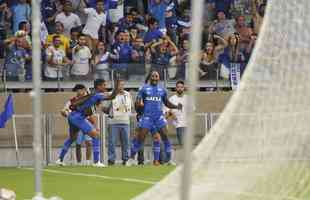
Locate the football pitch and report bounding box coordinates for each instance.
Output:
[0,165,175,200]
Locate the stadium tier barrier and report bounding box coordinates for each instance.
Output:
[0,112,221,166]
[2,65,231,90]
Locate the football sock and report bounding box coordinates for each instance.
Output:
[163,139,172,162]
[153,140,161,161]
[92,137,100,163]
[130,137,143,158]
[59,138,73,161]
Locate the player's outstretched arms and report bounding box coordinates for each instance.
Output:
[104,80,121,100]
[60,109,69,117]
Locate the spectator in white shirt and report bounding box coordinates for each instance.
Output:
[82,1,107,51]
[109,0,124,23]
[71,34,92,79]
[55,1,81,37]
[107,80,132,166]
[166,80,190,146]
[45,35,71,81]
[93,41,114,81]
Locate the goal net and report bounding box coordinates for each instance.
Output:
[133,0,310,199]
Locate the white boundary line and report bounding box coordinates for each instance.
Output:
[19,168,305,200]
[22,168,158,185]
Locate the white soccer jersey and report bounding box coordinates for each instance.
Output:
[55,12,82,37]
[44,46,66,78]
[168,94,190,128]
[82,8,107,39]
[71,46,92,75]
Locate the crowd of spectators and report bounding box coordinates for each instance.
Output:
[0,0,267,85]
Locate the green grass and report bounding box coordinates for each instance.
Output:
[0,165,175,200]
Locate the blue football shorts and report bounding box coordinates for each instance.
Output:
[76,130,92,145]
[138,115,167,134]
[68,112,94,135]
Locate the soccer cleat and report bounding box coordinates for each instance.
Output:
[126,158,137,166]
[55,159,65,166]
[165,160,177,166]
[108,160,115,166]
[92,162,107,168]
[153,160,161,166]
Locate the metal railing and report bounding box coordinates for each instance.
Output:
[2,63,231,90]
[0,112,213,166]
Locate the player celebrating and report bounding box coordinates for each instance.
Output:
[60,79,119,167]
[128,71,182,166]
[56,84,94,166]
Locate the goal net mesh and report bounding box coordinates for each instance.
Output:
[133,0,310,199]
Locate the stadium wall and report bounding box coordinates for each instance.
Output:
[0,92,232,114]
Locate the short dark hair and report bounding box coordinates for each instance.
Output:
[148,17,158,26]
[94,79,106,89]
[79,33,87,38]
[55,21,64,28]
[70,26,82,34]
[72,84,86,92]
[176,80,184,86]
[129,7,138,14]
[18,21,28,30]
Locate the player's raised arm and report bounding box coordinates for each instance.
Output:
[104,79,121,100]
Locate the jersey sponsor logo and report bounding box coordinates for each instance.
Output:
[145,96,161,101]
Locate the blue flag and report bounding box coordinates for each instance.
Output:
[0,94,14,128]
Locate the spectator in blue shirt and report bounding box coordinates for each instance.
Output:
[130,37,146,80]
[11,0,31,34]
[144,17,164,47]
[213,0,233,19]
[41,0,58,33]
[117,12,135,31]
[148,0,167,32]
[164,0,178,43]
[111,30,136,80]
[149,36,178,79]
[4,36,31,81]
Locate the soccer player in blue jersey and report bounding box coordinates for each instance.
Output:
[58,79,120,167]
[128,71,182,166]
[56,84,94,166]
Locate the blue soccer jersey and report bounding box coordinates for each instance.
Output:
[69,92,106,134]
[137,84,167,118]
[75,93,105,114]
[137,84,168,131]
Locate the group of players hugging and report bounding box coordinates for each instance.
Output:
[55,70,182,167]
